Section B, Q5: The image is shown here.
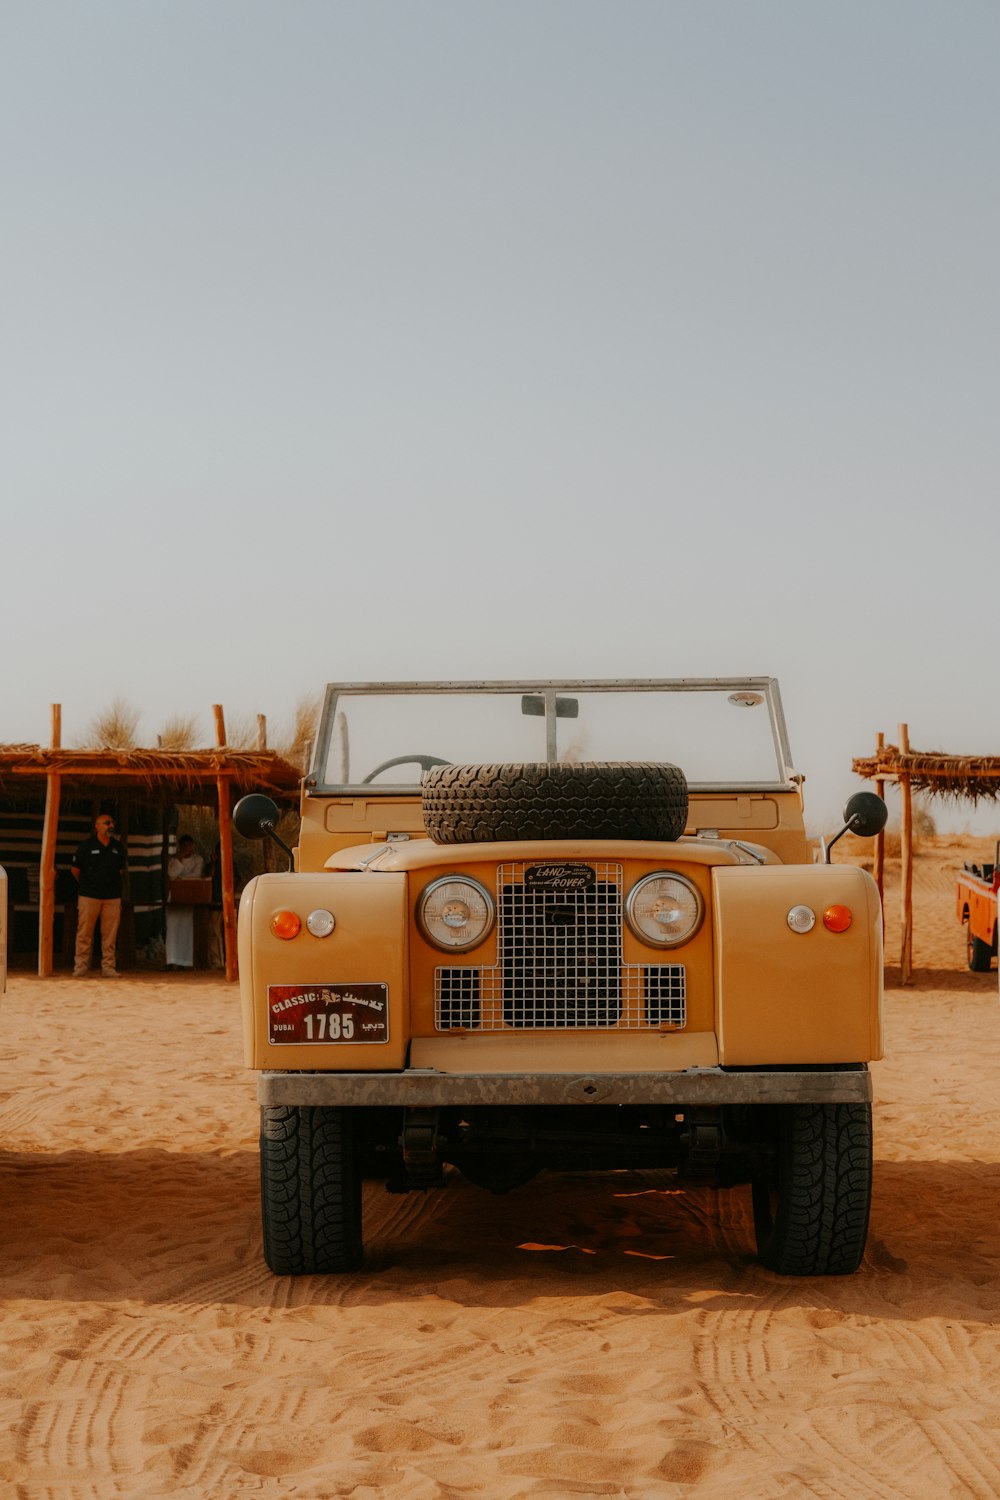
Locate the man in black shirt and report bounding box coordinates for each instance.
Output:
[71,813,126,977]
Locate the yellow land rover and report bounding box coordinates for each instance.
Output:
[234,679,886,1277]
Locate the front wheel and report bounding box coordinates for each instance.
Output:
[260,1105,363,1274]
[967,925,993,972]
[751,1103,872,1275]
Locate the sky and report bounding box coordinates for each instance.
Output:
[2,2,998,833]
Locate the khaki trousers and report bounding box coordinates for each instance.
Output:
[74,896,121,975]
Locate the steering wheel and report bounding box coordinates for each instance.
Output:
[361,754,450,784]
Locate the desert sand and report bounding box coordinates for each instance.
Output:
[2,834,1000,1499]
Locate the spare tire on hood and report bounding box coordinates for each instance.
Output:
[421,761,688,845]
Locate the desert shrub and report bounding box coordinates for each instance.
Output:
[222,711,258,749]
[280,695,321,771]
[84,698,140,749]
[913,799,937,839]
[157,714,200,750]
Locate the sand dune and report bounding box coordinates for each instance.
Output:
[2,835,1000,1497]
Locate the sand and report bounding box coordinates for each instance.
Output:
[2,834,1000,1498]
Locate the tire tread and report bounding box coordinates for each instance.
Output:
[422,761,688,844]
[260,1105,363,1275]
[753,1103,872,1275]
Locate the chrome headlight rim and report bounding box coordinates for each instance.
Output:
[417,874,496,953]
[625,871,704,949]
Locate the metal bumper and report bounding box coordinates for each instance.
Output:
[257,1065,872,1109]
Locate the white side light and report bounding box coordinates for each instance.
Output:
[787,905,816,933]
[306,909,336,938]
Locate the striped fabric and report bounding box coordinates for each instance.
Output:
[0,800,170,949]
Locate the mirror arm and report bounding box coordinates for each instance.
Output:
[824,815,864,864]
[824,825,847,863]
[260,820,295,868]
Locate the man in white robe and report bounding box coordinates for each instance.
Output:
[166,835,204,969]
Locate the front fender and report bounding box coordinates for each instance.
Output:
[713,863,883,1065]
[238,871,409,1069]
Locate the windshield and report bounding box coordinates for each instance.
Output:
[311,680,794,793]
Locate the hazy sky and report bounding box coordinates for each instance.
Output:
[3,2,998,831]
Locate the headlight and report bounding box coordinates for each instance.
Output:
[418,876,495,952]
[625,872,703,948]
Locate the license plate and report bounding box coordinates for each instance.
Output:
[267,983,389,1045]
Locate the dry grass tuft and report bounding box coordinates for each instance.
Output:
[157,714,201,751]
[913,799,937,839]
[84,698,141,750]
[280,695,321,771]
[171,805,218,860]
[222,712,258,750]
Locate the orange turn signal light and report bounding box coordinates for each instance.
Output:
[270,909,302,940]
[823,905,853,933]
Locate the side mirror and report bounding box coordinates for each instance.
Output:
[232,794,294,867]
[824,791,888,863]
[842,791,889,839]
[233,794,279,840]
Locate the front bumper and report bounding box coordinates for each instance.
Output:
[258,1064,872,1109]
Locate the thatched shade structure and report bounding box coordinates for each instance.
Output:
[852,725,1000,984]
[852,749,1000,804]
[0,705,301,981]
[0,745,303,800]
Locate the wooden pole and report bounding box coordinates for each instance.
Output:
[38,705,62,978]
[899,722,913,984]
[256,714,267,751]
[212,706,238,978]
[216,774,238,981]
[873,731,885,908]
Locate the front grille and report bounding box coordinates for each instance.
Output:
[641,965,687,1027]
[436,967,480,1030]
[500,865,622,1026]
[433,861,687,1031]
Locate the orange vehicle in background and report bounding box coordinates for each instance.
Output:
[956,843,999,972]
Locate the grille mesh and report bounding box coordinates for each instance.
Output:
[433,861,687,1031]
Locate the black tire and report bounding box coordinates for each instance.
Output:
[260,1105,362,1274]
[967,925,993,973]
[751,1103,872,1275]
[422,761,688,845]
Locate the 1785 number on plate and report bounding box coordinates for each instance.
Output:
[268,984,388,1045]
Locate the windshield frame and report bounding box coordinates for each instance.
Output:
[307,678,797,795]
